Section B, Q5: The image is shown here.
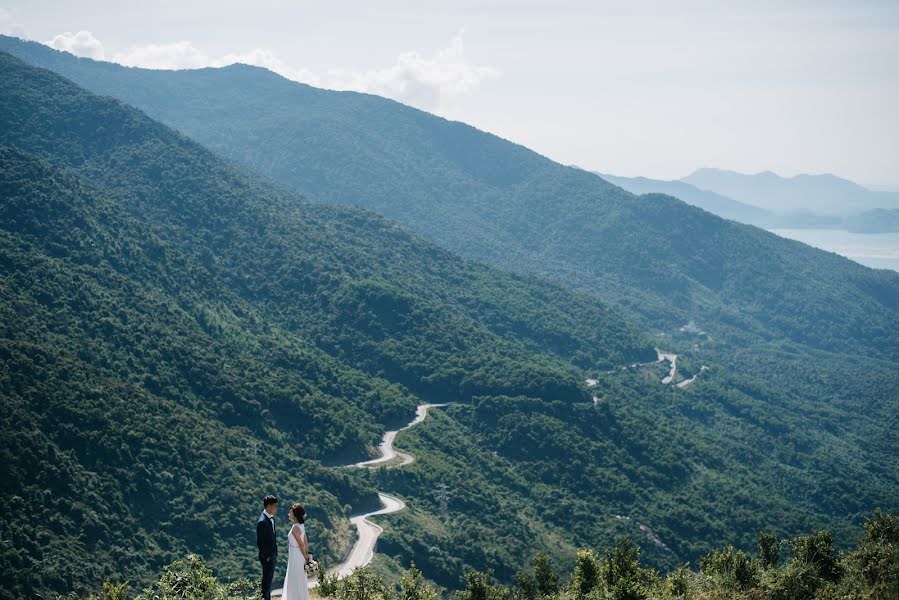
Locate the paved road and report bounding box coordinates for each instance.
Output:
[657,350,678,384]
[332,493,406,579]
[273,403,451,596]
[676,365,708,388]
[585,350,685,387]
[352,404,452,468]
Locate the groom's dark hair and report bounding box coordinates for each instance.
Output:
[263,495,278,508]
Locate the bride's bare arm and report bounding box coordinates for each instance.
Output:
[291,525,309,561]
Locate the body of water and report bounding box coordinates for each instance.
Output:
[769,228,899,272]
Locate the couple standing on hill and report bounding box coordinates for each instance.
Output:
[257,494,313,600]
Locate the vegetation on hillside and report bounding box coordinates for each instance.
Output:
[0,48,897,600]
[2,36,896,359]
[0,53,650,599]
[82,511,899,599]
[368,374,898,589]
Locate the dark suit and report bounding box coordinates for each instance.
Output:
[257,512,278,600]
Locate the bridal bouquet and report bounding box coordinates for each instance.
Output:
[304,554,319,576]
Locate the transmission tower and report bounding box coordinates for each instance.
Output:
[436,482,453,515]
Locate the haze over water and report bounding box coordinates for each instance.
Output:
[770,228,899,272]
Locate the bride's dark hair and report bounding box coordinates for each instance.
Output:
[290,503,306,524]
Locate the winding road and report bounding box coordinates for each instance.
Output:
[332,493,406,579]
[657,350,678,384]
[351,403,451,469]
[273,403,451,596]
[676,366,708,389]
[587,350,706,389]
[278,351,706,598]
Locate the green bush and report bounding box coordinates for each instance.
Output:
[533,554,561,597]
[458,569,505,600]
[834,510,899,598]
[136,555,230,600]
[597,538,656,600]
[336,567,392,600]
[699,545,758,592]
[569,549,599,599]
[662,565,691,599]
[87,582,129,600]
[789,531,841,583]
[757,531,780,569]
[401,564,438,600]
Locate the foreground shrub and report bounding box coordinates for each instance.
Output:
[596,538,658,600]
[134,554,253,600]
[80,512,898,600]
[790,531,841,584]
[832,510,899,599]
[699,545,758,593]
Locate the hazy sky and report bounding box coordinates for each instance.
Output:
[2,1,898,186]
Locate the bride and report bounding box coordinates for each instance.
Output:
[282,503,310,600]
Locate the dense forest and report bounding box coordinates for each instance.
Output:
[1,46,897,600]
[367,369,898,589]
[0,52,649,598]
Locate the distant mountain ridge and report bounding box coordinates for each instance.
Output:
[597,173,774,226]
[602,171,899,233]
[682,167,899,216]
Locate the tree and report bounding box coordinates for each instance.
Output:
[569,549,599,599]
[532,553,559,597]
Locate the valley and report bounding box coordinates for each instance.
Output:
[0,41,897,600]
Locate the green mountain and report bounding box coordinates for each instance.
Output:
[0,51,651,598]
[1,48,897,600]
[2,35,896,360]
[597,173,774,227]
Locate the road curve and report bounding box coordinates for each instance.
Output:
[352,403,453,468]
[676,365,708,389]
[274,403,451,596]
[657,350,678,384]
[585,350,679,387]
[332,493,406,579]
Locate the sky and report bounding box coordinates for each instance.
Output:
[2,1,898,187]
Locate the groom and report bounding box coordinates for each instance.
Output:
[256,494,279,600]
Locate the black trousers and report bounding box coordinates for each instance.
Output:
[260,553,277,600]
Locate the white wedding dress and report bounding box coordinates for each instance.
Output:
[282,523,310,600]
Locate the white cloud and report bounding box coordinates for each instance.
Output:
[328,35,498,110]
[111,42,321,84]
[113,41,207,70]
[40,31,496,111]
[45,30,105,60]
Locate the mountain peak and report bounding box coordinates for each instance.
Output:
[681,166,895,215]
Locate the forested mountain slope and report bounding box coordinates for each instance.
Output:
[2,36,897,359]
[1,50,897,600]
[598,173,774,226]
[0,52,652,598]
